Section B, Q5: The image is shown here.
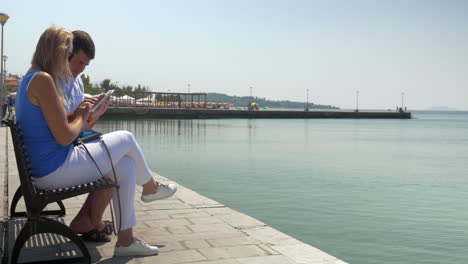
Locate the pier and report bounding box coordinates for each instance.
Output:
[103,107,412,119]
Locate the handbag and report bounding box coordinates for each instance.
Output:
[73,130,102,145]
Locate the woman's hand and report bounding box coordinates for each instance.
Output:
[76,102,92,131]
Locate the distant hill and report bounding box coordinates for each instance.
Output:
[206,93,339,109]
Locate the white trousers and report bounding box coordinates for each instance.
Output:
[34,130,153,230]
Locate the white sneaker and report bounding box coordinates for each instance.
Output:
[114,238,159,257]
[141,183,177,203]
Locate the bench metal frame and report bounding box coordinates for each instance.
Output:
[2,118,118,264]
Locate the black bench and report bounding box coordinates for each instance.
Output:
[2,117,118,264]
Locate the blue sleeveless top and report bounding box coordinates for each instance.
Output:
[15,71,72,178]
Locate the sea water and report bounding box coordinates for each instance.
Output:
[95,111,468,264]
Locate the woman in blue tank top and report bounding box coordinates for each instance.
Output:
[16,26,177,257]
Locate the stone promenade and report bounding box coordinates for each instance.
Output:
[0,126,347,264]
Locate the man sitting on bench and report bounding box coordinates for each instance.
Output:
[59,30,114,242]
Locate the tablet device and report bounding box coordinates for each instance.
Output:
[91,90,114,112]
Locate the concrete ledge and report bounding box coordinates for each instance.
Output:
[103,107,412,119]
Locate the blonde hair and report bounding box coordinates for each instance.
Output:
[31,26,73,100]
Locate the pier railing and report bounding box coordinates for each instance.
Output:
[109,90,208,109]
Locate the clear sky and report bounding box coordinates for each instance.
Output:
[2,0,468,110]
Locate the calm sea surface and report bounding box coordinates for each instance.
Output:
[95,111,468,264]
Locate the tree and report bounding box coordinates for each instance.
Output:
[122,85,133,92]
[81,74,100,95]
[100,79,112,92]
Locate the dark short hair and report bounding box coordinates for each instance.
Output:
[71,30,95,60]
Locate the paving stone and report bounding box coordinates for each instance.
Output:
[272,244,341,264]
[188,223,239,234]
[145,218,191,228]
[136,249,207,263]
[200,207,236,216]
[133,226,171,236]
[198,245,268,260]
[218,212,266,228]
[183,239,211,249]
[165,208,201,215]
[170,211,212,219]
[136,212,171,221]
[257,243,280,255]
[138,202,193,210]
[242,226,302,246]
[167,225,193,234]
[306,260,348,264]
[139,240,187,252]
[175,185,221,207]
[95,254,141,264]
[188,216,224,225]
[207,236,261,247]
[236,255,297,264]
[144,198,185,205]
[186,260,241,264]
[96,246,115,258]
[148,231,246,242]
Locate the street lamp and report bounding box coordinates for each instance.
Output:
[187,84,192,108]
[0,12,9,117]
[249,86,253,110]
[355,90,359,112]
[2,55,7,91]
[305,88,309,111]
[401,92,405,109]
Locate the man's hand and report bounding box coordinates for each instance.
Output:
[83,97,98,105]
[87,93,110,125]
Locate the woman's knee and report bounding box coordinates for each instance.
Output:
[104,130,135,144]
[119,131,136,143]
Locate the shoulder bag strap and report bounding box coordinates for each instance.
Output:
[78,138,123,236]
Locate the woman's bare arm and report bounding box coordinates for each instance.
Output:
[27,72,91,146]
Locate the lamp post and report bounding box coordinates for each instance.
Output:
[355,90,359,112]
[305,88,309,111]
[249,86,253,110]
[2,55,6,92]
[187,84,191,108]
[0,12,9,118]
[401,92,404,109]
